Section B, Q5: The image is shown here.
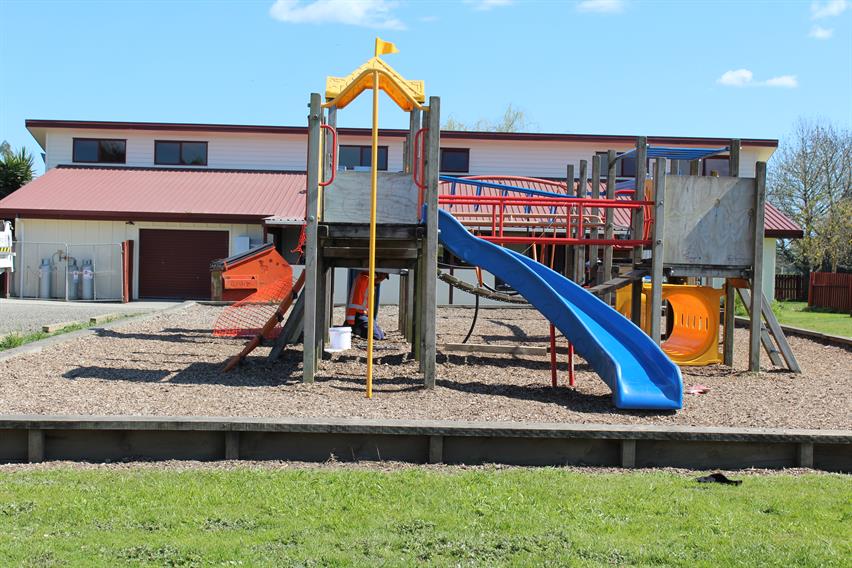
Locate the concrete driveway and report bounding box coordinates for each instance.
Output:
[0,299,183,335]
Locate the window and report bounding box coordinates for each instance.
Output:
[72,138,126,164]
[670,160,693,175]
[595,151,650,178]
[155,141,208,166]
[703,157,730,177]
[440,148,470,173]
[339,145,388,170]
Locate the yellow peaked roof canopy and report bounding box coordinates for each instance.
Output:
[325,56,425,111]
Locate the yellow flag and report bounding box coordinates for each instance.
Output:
[375,37,399,57]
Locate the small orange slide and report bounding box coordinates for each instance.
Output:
[617,284,723,366]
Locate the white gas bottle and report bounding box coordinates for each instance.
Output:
[81,259,94,300]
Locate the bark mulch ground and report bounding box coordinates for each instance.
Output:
[1,304,849,430]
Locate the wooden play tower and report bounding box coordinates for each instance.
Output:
[301,41,441,393]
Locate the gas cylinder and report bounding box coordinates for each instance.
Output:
[38,258,52,299]
[67,259,80,300]
[81,259,94,300]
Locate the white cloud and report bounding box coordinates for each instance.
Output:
[463,0,513,11]
[763,75,799,88]
[269,0,405,30]
[717,69,753,87]
[717,69,798,88]
[811,0,847,19]
[576,0,624,13]
[809,25,834,39]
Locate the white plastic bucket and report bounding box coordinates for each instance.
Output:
[328,326,352,351]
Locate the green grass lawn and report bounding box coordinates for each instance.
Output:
[0,468,849,567]
[774,301,852,338]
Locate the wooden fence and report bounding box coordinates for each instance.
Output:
[808,272,852,313]
[775,274,808,301]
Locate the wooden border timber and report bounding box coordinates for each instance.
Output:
[1,415,849,471]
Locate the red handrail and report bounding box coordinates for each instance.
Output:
[413,128,427,190]
[318,124,337,187]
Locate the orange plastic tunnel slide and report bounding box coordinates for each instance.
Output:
[617,284,723,366]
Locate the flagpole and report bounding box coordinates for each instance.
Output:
[366,67,379,399]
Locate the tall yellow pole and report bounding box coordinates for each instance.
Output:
[366,69,380,399]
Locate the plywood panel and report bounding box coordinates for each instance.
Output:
[322,171,419,224]
[664,175,756,267]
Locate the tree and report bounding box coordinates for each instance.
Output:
[443,104,532,133]
[0,142,35,199]
[768,119,852,273]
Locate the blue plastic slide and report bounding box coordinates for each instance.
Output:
[437,209,682,410]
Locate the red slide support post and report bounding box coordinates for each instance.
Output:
[549,324,558,387]
[568,342,575,387]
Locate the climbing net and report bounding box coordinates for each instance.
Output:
[212,278,294,339]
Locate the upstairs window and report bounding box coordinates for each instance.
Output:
[155,140,208,166]
[339,145,388,170]
[440,148,470,173]
[73,138,126,164]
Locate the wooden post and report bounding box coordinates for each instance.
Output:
[649,158,666,345]
[563,164,575,278]
[422,97,440,388]
[729,139,741,178]
[321,107,338,348]
[406,109,422,175]
[723,139,741,365]
[398,271,406,333]
[630,137,647,326]
[603,150,616,303]
[589,155,601,284]
[224,431,240,460]
[28,429,44,463]
[406,265,415,343]
[749,162,767,372]
[302,93,322,383]
[723,281,736,366]
[573,160,587,283]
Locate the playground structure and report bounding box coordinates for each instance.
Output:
[220,40,800,411]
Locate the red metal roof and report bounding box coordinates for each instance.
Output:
[0,166,306,223]
[764,202,803,238]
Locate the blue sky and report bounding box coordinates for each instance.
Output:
[1,0,850,173]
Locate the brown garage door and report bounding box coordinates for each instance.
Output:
[139,229,229,299]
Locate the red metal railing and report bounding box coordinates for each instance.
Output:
[438,194,653,248]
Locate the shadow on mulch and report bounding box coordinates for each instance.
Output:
[94,328,212,344]
[316,373,671,418]
[62,360,302,387]
[63,366,171,382]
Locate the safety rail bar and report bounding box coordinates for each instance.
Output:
[319,124,337,187]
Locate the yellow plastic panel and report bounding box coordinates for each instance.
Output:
[325,57,425,111]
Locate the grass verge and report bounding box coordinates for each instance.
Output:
[0,468,849,566]
[774,301,852,338]
[0,314,133,352]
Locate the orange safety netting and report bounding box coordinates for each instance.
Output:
[212,277,294,340]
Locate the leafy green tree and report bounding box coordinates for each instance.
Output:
[0,142,35,199]
[443,104,532,133]
[769,119,852,273]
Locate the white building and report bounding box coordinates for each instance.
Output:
[0,120,801,303]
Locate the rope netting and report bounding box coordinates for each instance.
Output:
[212,277,294,339]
